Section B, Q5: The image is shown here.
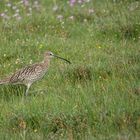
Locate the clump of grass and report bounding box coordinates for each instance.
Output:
[120,23,140,40]
[0,85,25,101]
[0,54,17,63]
[62,66,92,84]
[73,66,92,81]
[133,87,140,96]
[9,114,42,133]
[8,112,88,139]
[115,110,140,133]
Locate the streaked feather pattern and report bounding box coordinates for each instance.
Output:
[9,64,47,84]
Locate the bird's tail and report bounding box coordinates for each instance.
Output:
[0,77,10,85]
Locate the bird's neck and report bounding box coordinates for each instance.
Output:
[42,58,50,68]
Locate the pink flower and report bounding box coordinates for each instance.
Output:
[69,0,76,6]
[0,13,10,19]
[23,0,29,6]
[0,13,5,17]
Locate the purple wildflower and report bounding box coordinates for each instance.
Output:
[69,0,76,6]
[0,13,10,20]
[0,13,5,17]
[23,0,29,6]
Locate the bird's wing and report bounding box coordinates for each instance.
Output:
[9,64,42,83]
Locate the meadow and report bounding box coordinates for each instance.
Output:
[0,0,140,139]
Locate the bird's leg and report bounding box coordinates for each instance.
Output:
[25,83,31,96]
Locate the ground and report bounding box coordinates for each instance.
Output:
[0,0,140,139]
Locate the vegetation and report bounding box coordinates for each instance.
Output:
[0,0,140,139]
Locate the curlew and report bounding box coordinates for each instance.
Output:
[0,51,71,96]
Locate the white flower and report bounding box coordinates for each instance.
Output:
[53,5,58,11]
[12,6,17,10]
[88,9,94,14]
[69,15,74,20]
[6,3,12,7]
[57,15,63,21]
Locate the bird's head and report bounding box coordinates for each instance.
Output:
[44,51,71,64]
[44,51,54,58]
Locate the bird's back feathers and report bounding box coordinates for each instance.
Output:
[0,63,47,86]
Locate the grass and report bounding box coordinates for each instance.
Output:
[0,0,140,139]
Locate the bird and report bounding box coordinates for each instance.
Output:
[0,51,71,96]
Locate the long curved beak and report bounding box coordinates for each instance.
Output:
[53,55,71,64]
